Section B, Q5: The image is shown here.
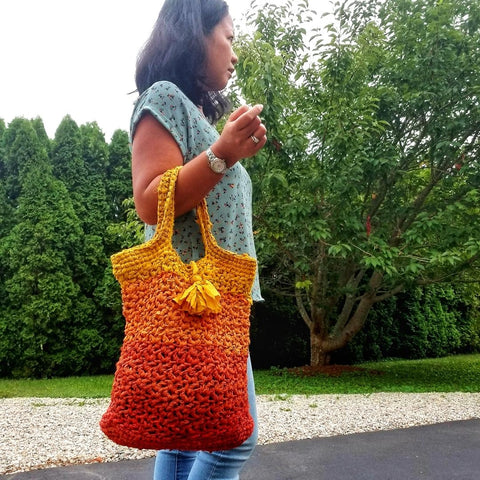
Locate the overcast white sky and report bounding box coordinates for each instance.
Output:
[0,1,328,141]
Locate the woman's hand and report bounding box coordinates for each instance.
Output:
[211,104,267,167]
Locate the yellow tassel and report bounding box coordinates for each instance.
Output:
[174,263,222,315]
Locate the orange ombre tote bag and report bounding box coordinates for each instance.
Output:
[100,166,257,451]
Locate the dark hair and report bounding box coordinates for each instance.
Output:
[135,0,231,123]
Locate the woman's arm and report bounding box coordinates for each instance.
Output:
[131,104,266,224]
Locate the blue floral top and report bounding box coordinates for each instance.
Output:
[130,81,262,301]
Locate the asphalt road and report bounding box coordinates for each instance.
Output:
[4,419,479,480]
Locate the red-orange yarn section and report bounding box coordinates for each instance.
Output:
[100,341,253,451]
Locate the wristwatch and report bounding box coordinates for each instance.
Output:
[206,147,227,175]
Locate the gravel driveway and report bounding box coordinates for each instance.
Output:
[1,393,479,475]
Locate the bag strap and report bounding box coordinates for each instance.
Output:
[196,198,220,256]
[152,166,220,257]
[151,166,180,246]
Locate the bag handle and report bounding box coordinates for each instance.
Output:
[196,197,221,256]
[151,166,179,246]
[152,166,219,257]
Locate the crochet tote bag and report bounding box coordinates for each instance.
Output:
[100,166,257,452]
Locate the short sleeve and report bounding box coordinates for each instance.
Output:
[130,81,194,159]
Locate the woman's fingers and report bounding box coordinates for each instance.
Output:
[228,104,250,122]
[234,104,263,130]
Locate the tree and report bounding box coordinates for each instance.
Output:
[0,119,12,238]
[235,0,480,365]
[0,117,5,170]
[52,118,109,290]
[0,119,86,376]
[94,197,145,369]
[51,116,86,195]
[31,117,51,155]
[79,121,110,235]
[106,129,133,225]
[335,282,479,364]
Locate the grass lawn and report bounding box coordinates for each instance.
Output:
[254,354,480,395]
[0,354,478,398]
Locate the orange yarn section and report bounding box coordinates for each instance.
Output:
[121,271,252,355]
[100,167,257,451]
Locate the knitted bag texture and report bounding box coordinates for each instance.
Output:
[100,167,257,452]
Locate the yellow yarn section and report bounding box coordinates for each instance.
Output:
[112,252,256,300]
[174,262,222,315]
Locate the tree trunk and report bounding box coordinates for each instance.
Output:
[309,290,378,367]
[310,332,330,366]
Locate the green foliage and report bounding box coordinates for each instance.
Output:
[235,0,480,364]
[335,283,479,364]
[0,120,82,376]
[107,130,134,223]
[0,115,134,378]
[51,116,86,195]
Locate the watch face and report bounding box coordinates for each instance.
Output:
[210,157,226,173]
[206,148,227,174]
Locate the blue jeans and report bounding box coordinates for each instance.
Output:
[153,357,258,480]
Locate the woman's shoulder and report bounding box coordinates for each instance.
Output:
[130,80,211,153]
[130,81,199,137]
[138,81,192,108]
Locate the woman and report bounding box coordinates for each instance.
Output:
[130,1,267,479]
